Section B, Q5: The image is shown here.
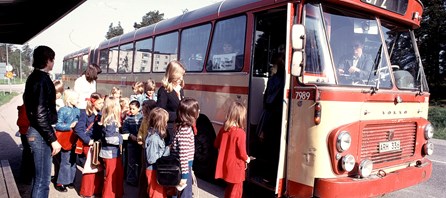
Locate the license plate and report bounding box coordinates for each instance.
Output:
[379,140,400,153]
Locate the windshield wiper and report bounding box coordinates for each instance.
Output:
[367,44,382,93]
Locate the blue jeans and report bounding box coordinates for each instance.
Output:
[57,149,76,185]
[174,165,193,198]
[27,127,52,198]
[126,142,141,185]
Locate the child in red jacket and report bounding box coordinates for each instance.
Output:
[214,101,252,198]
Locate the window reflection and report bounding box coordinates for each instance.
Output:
[118,43,134,73]
[180,24,211,72]
[134,38,153,73]
[153,32,178,72]
[321,5,392,87]
[207,16,246,72]
[382,25,424,90]
[99,49,109,73]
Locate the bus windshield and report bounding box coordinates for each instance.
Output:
[302,3,426,90]
[381,24,428,91]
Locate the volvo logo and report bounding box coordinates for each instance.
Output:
[387,130,395,141]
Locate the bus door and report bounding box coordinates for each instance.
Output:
[248,4,292,196]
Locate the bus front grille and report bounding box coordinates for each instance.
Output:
[361,122,416,164]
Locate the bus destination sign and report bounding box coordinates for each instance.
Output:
[360,0,408,15]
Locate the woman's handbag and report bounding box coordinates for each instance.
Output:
[55,129,76,150]
[155,155,181,186]
[92,141,101,166]
[80,145,103,174]
[74,139,83,154]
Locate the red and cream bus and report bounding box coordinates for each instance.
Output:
[63,0,434,197]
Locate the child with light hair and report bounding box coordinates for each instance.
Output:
[54,80,65,111]
[145,78,157,101]
[111,86,122,99]
[99,96,124,197]
[119,97,130,124]
[54,89,80,192]
[131,82,147,106]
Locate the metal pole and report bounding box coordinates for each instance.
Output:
[5,44,7,66]
[19,50,22,81]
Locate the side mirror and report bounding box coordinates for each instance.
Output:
[291,24,306,76]
[292,24,305,50]
[291,51,304,76]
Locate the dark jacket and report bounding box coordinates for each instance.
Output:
[156,86,184,123]
[23,69,57,145]
[338,54,373,79]
[74,110,102,145]
[99,121,122,159]
[157,86,184,144]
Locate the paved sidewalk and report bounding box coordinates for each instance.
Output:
[0,93,224,198]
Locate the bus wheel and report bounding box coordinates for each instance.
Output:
[193,114,217,182]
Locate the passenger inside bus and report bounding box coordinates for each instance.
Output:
[336,40,373,84]
[209,41,243,71]
[257,52,285,183]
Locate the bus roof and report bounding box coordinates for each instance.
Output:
[97,0,273,50]
[0,0,86,44]
[329,0,424,29]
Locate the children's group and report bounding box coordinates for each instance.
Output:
[19,58,253,198]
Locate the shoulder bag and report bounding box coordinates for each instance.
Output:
[55,129,76,151]
[75,121,95,154]
[155,147,181,186]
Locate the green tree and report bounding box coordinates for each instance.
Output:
[133,10,164,29]
[20,44,33,77]
[105,22,124,39]
[416,0,446,99]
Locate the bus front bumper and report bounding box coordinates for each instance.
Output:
[313,159,432,198]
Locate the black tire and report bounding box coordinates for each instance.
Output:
[193,114,218,182]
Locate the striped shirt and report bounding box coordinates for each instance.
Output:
[172,126,195,179]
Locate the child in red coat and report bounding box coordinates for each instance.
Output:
[214,101,252,198]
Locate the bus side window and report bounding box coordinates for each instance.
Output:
[108,46,118,73]
[134,38,153,73]
[99,49,109,73]
[153,32,179,72]
[180,24,211,72]
[118,42,134,73]
[206,15,246,72]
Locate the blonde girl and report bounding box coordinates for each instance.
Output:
[119,97,130,123]
[99,96,124,198]
[145,78,157,101]
[54,80,65,111]
[172,97,199,197]
[110,86,122,99]
[76,92,104,197]
[145,107,169,198]
[131,81,147,106]
[54,89,80,192]
[214,101,251,198]
[157,60,186,144]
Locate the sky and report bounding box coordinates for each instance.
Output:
[27,0,218,73]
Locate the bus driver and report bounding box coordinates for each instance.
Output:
[337,40,373,83]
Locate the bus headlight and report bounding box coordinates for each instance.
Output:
[337,131,352,152]
[424,124,434,140]
[359,160,373,178]
[341,154,355,172]
[423,142,434,155]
